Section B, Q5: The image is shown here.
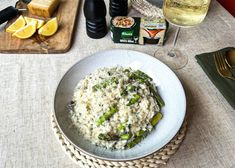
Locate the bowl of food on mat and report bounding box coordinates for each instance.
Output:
[54,49,186,161]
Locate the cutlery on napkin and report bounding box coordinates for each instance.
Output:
[195,47,235,109]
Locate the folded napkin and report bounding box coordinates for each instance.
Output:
[195,47,235,109]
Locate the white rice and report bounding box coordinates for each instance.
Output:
[69,66,160,149]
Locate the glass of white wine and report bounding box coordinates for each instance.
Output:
[154,0,211,70]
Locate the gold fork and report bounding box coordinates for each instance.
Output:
[214,52,235,80]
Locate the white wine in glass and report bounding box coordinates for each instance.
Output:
[154,0,211,70]
[164,0,211,27]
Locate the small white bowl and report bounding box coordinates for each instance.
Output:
[54,49,186,161]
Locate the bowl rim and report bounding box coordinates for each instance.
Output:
[53,49,186,161]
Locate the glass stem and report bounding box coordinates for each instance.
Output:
[168,27,181,57]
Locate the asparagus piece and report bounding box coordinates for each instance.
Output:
[93,77,119,91]
[124,69,130,73]
[127,69,164,108]
[92,82,107,91]
[128,70,152,82]
[98,133,119,141]
[117,122,127,132]
[127,94,140,106]
[92,84,102,91]
[96,106,118,126]
[149,84,165,108]
[120,133,132,140]
[120,89,128,96]
[126,85,136,92]
[136,130,146,137]
[111,77,119,84]
[126,136,142,149]
[120,85,136,96]
[150,112,163,126]
[126,130,148,149]
[155,93,165,108]
[96,116,105,126]
[135,70,152,81]
[98,132,131,141]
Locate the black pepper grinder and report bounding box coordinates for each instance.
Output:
[84,0,107,39]
[109,0,128,17]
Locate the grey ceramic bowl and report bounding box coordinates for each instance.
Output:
[54,49,186,161]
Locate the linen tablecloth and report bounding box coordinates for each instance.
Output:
[0,0,235,167]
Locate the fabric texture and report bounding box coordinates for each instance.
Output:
[1,0,235,168]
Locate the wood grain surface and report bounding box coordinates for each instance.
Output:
[0,0,80,54]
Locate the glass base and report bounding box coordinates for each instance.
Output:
[154,47,188,70]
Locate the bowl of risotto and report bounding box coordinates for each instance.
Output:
[54,49,186,161]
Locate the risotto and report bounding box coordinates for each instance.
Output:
[69,66,164,150]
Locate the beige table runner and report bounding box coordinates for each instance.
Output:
[0,0,235,167]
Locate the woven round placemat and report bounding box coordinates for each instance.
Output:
[131,0,164,18]
[51,114,187,168]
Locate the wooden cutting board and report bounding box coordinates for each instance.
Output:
[0,0,80,54]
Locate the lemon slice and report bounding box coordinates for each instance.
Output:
[6,15,26,33]
[38,18,58,36]
[12,21,37,39]
[24,16,45,29]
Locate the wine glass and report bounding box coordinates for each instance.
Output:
[154,0,211,70]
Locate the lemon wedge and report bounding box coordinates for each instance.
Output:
[24,16,45,29]
[6,15,26,33]
[12,21,37,39]
[38,18,58,36]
